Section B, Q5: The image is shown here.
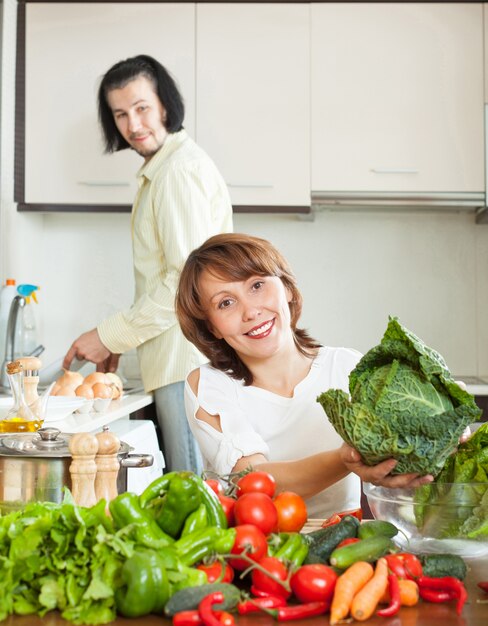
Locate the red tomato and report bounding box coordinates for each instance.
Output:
[236,471,276,498]
[321,514,342,528]
[234,492,278,535]
[321,508,363,528]
[273,491,308,532]
[251,556,291,599]
[229,524,268,571]
[218,495,236,527]
[290,564,338,604]
[196,561,234,584]
[205,478,224,496]
[336,538,361,549]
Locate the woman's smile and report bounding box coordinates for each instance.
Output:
[245,318,275,338]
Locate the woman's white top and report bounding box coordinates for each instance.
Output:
[184,346,362,518]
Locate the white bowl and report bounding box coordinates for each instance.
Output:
[364,482,488,558]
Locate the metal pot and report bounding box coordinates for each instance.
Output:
[0,427,153,511]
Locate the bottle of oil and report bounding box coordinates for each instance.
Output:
[0,361,43,433]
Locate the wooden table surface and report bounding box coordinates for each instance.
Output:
[3,556,487,626]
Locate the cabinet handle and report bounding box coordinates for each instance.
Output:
[227,183,274,189]
[370,168,419,174]
[77,181,130,187]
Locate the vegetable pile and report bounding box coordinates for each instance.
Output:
[317,316,481,475]
[0,468,474,624]
[414,422,488,538]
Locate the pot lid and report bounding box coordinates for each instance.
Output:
[0,427,130,458]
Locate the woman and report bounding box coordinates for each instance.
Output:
[176,233,433,517]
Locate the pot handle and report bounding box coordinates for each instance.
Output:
[120,453,154,469]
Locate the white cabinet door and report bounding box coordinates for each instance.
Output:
[25,3,195,205]
[196,3,310,207]
[311,3,484,193]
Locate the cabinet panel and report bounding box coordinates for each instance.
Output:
[25,3,195,204]
[311,3,484,193]
[196,3,310,207]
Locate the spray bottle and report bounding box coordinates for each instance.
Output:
[16,284,41,356]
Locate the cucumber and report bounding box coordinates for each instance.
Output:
[164,583,241,616]
[419,554,467,581]
[358,520,398,540]
[303,515,360,564]
[329,535,394,569]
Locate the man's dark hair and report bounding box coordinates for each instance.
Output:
[98,54,185,152]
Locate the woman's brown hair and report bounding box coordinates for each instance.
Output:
[176,233,321,385]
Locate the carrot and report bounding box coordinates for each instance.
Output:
[350,557,389,621]
[379,578,419,607]
[329,561,374,625]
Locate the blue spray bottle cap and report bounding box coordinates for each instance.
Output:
[17,284,40,303]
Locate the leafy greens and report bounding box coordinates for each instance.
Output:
[0,491,134,624]
[414,422,488,538]
[317,316,481,475]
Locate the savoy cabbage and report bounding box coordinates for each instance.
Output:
[317,317,482,475]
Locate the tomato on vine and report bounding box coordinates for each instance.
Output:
[234,492,278,535]
[229,524,268,571]
[236,471,276,498]
[251,556,291,599]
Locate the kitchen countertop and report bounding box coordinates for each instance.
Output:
[44,393,154,434]
[2,556,486,625]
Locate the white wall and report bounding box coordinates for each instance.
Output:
[1,0,487,380]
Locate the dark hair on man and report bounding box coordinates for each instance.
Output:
[98,54,185,153]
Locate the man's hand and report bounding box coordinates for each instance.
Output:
[340,443,434,489]
[96,353,121,373]
[63,329,112,370]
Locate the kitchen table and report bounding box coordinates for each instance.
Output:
[2,557,487,626]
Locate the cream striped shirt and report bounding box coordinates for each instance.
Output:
[97,130,233,392]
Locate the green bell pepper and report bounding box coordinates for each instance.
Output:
[114,549,170,617]
[181,503,208,536]
[109,492,173,548]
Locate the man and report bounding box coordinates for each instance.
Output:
[63,55,233,473]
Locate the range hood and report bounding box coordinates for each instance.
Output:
[311,191,486,214]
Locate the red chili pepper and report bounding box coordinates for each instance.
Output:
[417,576,467,615]
[377,574,401,617]
[173,611,230,626]
[269,601,329,621]
[478,582,488,593]
[199,592,227,626]
[174,611,204,626]
[238,596,287,615]
[419,588,458,604]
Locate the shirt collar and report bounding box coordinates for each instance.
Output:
[137,129,188,182]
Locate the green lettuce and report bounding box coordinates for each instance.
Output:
[415,422,488,538]
[317,317,481,475]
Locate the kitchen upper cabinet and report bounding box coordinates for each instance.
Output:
[311,3,484,194]
[195,3,310,208]
[23,3,195,205]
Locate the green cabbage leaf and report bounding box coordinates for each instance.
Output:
[317,317,482,475]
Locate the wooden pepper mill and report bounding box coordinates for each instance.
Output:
[94,426,121,504]
[69,432,99,507]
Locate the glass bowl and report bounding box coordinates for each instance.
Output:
[364,482,488,558]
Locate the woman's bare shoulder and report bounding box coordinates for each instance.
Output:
[187,368,201,395]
